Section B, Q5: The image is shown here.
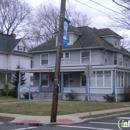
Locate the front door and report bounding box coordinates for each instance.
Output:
[63,74,69,87]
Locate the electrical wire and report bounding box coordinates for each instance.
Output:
[75,0,109,15]
[90,0,122,15]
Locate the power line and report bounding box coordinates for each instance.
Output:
[90,0,122,15]
[75,0,109,15]
[75,0,122,16]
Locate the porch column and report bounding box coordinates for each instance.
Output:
[61,72,64,94]
[112,70,115,94]
[60,72,64,100]
[39,72,42,92]
[5,73,8,85]
[17,72,21,106]
[5,73,8,97]
[86,77,88,94]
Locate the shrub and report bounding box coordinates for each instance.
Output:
[11,90,17,98]
[23,92,33,99]
[103,94,115,102]
[66,90,77,100]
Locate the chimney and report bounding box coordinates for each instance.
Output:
[10,33,16,38]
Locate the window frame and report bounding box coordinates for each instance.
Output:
[61,52,70,59]
[80,73,86,87]
[40,53,49,65]
[17,45,25,52]
[80,51,90,64]
[113,53,118,65]
[42,74,49,87]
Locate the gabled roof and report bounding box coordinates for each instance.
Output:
[0,33,21,52]
[95,28,123,39]
[54,25,82,35]
[29,26,130,56]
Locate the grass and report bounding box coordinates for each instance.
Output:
[0,97,130,116]
[0,96,27,103]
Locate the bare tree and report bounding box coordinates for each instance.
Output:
[0,0,32,35]
[24,2,91,48]
[109,0,130,30]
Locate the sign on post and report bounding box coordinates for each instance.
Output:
[18,85,31,105]
[84,65,93,117]
[84,65,93,77]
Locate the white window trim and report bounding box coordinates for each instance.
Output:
[80,73,86,87]
[116,71,124,88]
[61,52,70,59]
[80,50,91,65]
[113,53,118,65]
[94,71,112,88]
[17,45,25,52]
[42,74,49,87]
[40,53,49,66]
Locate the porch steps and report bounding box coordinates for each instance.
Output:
[33,92,62,100]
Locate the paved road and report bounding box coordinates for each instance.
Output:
[0,114,130,130]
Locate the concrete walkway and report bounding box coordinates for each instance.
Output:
[0,107,130,124]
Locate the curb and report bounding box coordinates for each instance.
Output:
[15,122,43,126]
[79,111,130,123]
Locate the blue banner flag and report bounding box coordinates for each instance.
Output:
[62,18,70,47]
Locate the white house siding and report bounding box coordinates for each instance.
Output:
[103,37,115,46]
[9,55,33,86]
[90,88,112,94]
[33,49,102,68]
[116,88,124,94]
[0,54,8,69]
[107,52,113,65]
[13,40,28,52]
[91,49,102,65]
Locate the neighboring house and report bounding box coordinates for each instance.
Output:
[19,26,130,101]
[0,33,33,89]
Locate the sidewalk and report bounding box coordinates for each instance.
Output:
[0,107,130,124]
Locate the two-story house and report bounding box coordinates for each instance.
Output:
[19,26,130,101]
[0,33,33,90]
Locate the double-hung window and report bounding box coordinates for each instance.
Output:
[61,52,70,59]
[81,74,86,86]
[42,74,49,86]
[97,71,103,87]
[41,54,48,65]
[114,53,118,65]
[81,51,90,64]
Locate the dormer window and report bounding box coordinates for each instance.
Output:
[67,34,70,43]
[17,45,25,51]
[114,39,121,49]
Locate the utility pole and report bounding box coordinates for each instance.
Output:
[50,0,66,122]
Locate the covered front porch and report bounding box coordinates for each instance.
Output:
[0,69,14,90]
[18,65,130,101]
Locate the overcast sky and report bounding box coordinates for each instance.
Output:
[24,0,130,38]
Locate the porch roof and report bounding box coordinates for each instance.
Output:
[0,69,15,73]
[18,65,130,73]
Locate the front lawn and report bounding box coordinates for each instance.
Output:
[0,97,129,116]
